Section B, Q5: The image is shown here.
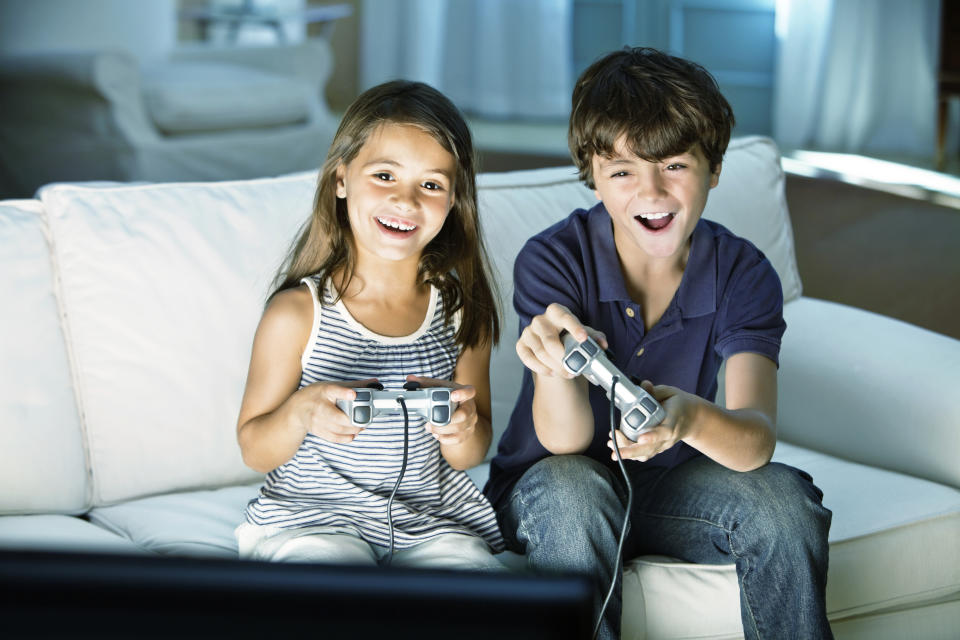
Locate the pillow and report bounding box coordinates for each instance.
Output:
[142,62,311,134]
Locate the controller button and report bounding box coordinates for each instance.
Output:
[432,390,450,401]
[366,382,384,390]
[639,397,658,413]
[624,408,646,429]
[581,340,599,356]
[353,406,371,423]
[403,381,421,391]
[564,351,588,372]
[355,390,371,402]
[432,406,450,423]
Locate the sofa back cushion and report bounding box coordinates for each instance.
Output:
[39,174,316,505]
[0,201,88,514]
[477,136,800,452]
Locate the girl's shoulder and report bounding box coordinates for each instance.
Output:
[260,285,314,340]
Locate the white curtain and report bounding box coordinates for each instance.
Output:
[360,0,573,120]
[773,0,941,156]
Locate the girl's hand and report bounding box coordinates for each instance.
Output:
[516,303,608,378]
[297,378,379,444]
[406,375,479,446]
[607,381,701,462]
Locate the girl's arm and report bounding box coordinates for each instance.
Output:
[236,286,364,473]
[411,338,495,471]
[612,352,778,472]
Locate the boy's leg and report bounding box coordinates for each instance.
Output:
[387,533,507,571]
[236,523,378,565]
[496,455,629,640]
[627,455,833,640]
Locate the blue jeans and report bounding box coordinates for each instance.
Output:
[496,454,833,639]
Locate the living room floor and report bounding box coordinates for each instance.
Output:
[471,119,960,341]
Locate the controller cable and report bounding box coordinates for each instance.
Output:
[592,376,634,640]
[383,397,410,566]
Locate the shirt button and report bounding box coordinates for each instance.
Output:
[625,307,635,318]
[636,347,645,357]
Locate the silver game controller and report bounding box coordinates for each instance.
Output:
[561,332,666,440]
[336,381,458,427]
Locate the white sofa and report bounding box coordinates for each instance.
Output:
[1,136,958,639]
[0,38,339,199]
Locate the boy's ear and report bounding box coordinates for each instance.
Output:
[710,162,722,189]
[335,163,347,199]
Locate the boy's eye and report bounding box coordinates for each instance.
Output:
[665,163,686,171]
[611,171,629,178]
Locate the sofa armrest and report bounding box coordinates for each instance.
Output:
[169,38,332,91]
[0,51,158,195]
[778,297,960,489]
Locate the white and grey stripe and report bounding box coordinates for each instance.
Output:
[245,276,504,551]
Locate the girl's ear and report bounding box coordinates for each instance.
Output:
[335,163,347,199]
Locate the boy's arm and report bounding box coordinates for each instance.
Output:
[518,303,604,454]
[611,351,777,471]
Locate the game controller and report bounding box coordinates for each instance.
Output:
[561,332,666,440]
[336,381,458,427]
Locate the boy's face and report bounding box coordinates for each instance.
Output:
[591,136,720,264]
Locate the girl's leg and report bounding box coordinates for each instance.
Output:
[387,533,506,571]
[236,523,378,565]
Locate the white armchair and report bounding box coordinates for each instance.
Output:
[0,38,339,198]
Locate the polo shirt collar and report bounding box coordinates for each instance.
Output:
[589,204,717,318]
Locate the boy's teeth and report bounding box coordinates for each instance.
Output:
[639,212,671,219]
[377,217,416,231]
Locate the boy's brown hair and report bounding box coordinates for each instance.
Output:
[569,47,735,189]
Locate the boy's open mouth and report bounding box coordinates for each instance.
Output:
[376,216,417,234]
[635,212,675,231]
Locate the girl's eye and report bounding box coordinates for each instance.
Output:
[423,181,444,191]
[373,172,394,181]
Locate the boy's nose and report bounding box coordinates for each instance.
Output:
[636,169,666,198]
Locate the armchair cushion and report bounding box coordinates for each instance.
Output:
[143,62,311,134]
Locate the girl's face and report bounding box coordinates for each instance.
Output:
[336,123,456,267]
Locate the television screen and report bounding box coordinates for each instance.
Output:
[0,549,594,639]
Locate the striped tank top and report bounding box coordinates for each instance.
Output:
[244,276,504,552]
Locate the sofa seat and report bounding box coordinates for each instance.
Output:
[0,515,143,555]
[52,440,954,638]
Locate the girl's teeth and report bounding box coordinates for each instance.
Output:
[377,217,416,231]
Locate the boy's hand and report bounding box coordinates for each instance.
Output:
[517,303,608,378]
[298,379,378,444]
[607,380,700,462]
[406,375,478,445]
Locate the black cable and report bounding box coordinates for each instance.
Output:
[383,397,410,566]
[592,376,634,640]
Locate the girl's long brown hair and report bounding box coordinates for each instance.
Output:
[272,80,499,349]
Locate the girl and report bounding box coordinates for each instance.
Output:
[234,80,505,569]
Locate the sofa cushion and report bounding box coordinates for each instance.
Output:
[142,62,311,134]
[87,483,263,558]
[0,201,88,515]
[477,136,802,456]
[0,515,143,554]
[39,173,317,505]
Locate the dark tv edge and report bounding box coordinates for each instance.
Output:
[0,548,595,639]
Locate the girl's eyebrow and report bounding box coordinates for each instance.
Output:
[362,158,453,178]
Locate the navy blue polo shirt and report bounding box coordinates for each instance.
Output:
[484,202,786,509]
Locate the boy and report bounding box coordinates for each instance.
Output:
[483,48,833,639]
